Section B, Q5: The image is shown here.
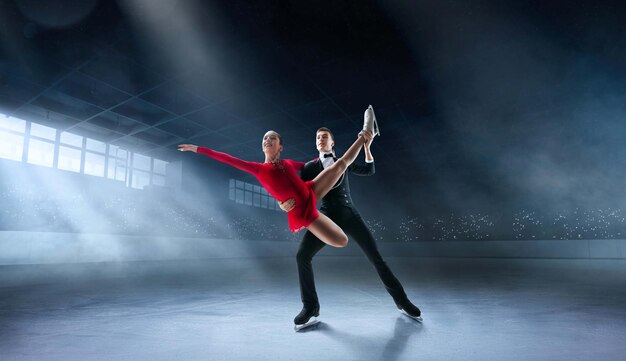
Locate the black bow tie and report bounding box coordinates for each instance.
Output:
[323,153,334,158]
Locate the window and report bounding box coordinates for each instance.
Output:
[30,123,56,140]
[153,159,167,175]
[0,116,26,133]
[27,138,55,167]
[84,152,105,177]
[86,138,106,153]
[151,158,167,186]
[0,115,168,190]
[229,179,235,200]
[107,145,128,182]
[253,185,261,207]
[58,146,81,173]
[81,137,106,178]
[108,160,128,182]
[229,178,279,211]
[131,153,154,189]
[132,153,151,171]
[60,132,83,147]
[236,188,244,204]
[0,131,24,161]
[109,145,127,159]
[27,122,56,168]
[132,169,150,189]
[0,116,26,161]
[58,131,83,173]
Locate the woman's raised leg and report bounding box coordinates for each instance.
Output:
[306,213,348,248]
[312,131,371,200]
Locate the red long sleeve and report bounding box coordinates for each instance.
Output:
[196,146,260,175]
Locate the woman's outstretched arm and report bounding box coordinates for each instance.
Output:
[178,144,260,175]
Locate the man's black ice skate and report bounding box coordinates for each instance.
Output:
[294,305,320,332]
[395,299,422,322]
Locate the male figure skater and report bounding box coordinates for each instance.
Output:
[280,127,422,331]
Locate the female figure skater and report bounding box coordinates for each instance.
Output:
[178,129,373,248]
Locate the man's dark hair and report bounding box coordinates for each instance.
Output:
[316,127,334,140]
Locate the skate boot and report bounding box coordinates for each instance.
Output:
[363,105,380,136]
[395,298,422,322]
[294,304,320,332]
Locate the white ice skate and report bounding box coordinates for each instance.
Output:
[399,309,423,322]
[294,317,320,332]
[363,105,380,137]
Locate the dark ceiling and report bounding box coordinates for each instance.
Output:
[2,0,626,200]
[0,0,429,172]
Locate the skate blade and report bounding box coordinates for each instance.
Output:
[399,309,423,322]
[294,318,320,332]
[373,117,380,136]
[370,105,380,137]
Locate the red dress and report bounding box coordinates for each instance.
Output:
[197,147,317,232]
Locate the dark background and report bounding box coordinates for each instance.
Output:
[1,0,625,241]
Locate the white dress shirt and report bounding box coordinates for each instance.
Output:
[319,152,373,169]
[320,152,335,169]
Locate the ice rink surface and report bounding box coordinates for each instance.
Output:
[2,256,626,361]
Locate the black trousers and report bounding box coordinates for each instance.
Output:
[296,204,408,307]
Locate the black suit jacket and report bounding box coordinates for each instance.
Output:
[300,158,374,209]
